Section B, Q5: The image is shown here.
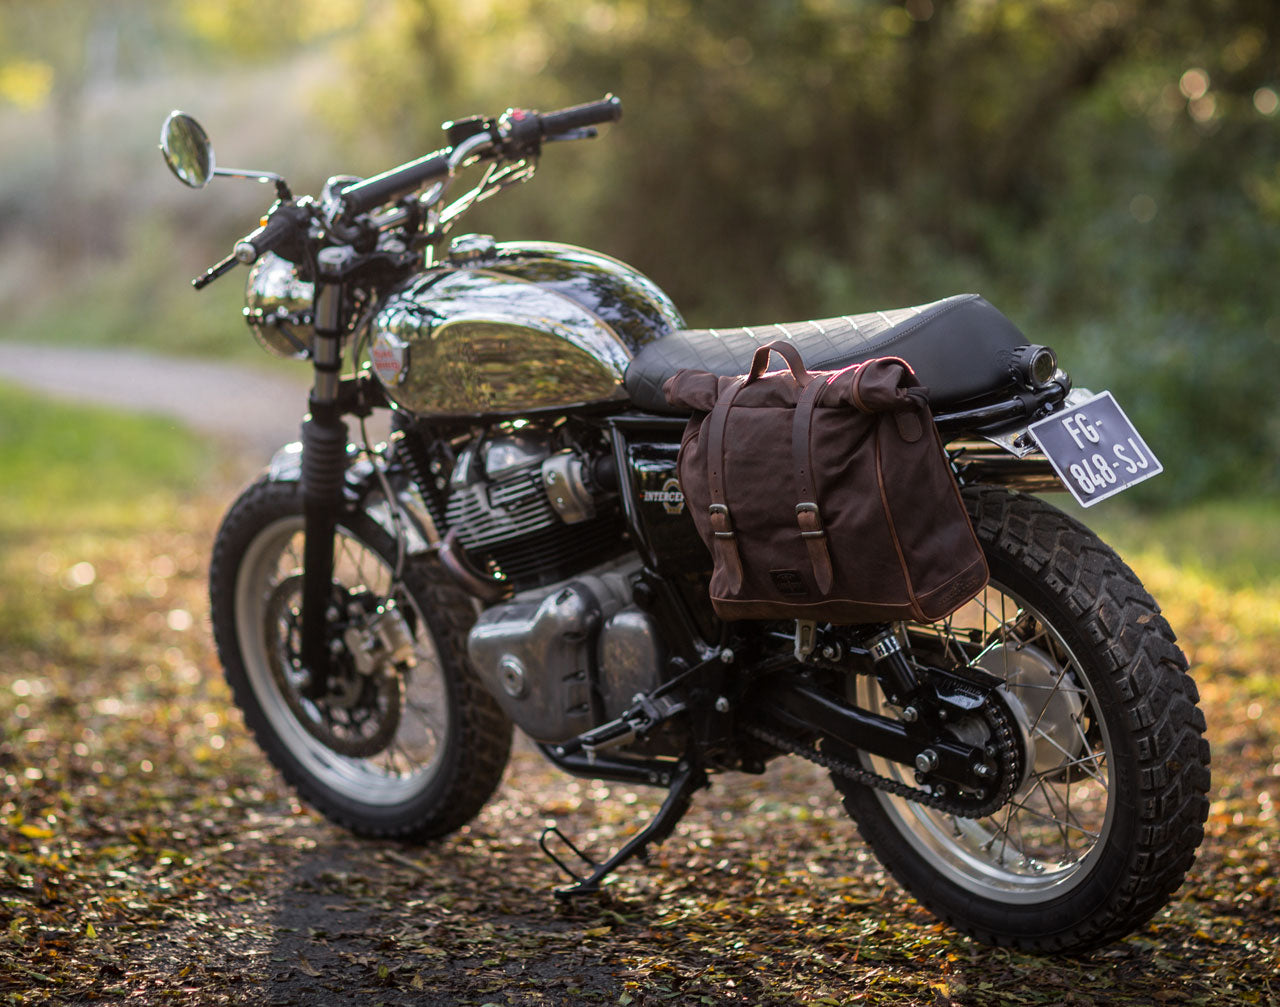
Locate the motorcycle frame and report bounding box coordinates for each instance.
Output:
[286,246,1071,782]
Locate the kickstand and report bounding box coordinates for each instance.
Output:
[540,761,707,899]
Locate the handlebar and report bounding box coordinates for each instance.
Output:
[337,94,621,218]
[190,95,621,289]
[337,150,452,219]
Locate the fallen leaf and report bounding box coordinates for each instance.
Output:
[297,954,322,978]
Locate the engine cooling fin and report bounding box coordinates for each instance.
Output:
[444,463,624,591]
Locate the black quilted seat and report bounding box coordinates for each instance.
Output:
[623,293,1029,415]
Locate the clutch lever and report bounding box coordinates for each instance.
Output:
[192,252,240,290]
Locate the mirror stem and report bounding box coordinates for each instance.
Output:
[213,167,293,201]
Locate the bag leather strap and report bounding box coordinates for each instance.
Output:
[706,374,749,593]
[792,372,838,595]
[705,341,811,594]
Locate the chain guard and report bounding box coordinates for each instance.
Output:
[745,687,1022,819]
[264,575,403,758]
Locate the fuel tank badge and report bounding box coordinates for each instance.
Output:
[370,330,409,385]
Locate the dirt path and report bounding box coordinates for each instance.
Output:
[0,342,311,463]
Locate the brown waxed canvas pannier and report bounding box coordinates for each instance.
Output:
[663,341,988,624]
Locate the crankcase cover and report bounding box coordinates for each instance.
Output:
[466,563,650,743]
[467,584,599,744]
[371,267,634,417]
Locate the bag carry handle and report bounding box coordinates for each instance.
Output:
[746,340,812,387]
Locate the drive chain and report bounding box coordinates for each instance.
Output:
[744,697,1022,819]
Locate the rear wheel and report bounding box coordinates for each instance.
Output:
[209,478,511,840]
[835,487,1210,951]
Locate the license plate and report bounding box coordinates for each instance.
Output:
[1027,391,1163,507]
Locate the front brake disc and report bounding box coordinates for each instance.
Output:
[264,575,403,758]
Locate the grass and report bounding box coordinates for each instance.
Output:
[0,382,213,529]
[1085,499,1280,704]
[1089,498,1280,594]
[0,395,1276,1005]
[0,381,217,656]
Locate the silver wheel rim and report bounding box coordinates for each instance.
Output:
[857,580,1115,902]
[234,515,451,805]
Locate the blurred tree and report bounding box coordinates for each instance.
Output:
[1,0,114,260]
[1,0,1275,498]
[326,0,1280,499]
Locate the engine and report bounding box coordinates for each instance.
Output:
[466,557,671,747]
[437,426,674,751]
[442,430,625,592]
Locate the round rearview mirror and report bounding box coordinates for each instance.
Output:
[160,111,215,188]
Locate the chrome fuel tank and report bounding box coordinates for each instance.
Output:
[369,239,684,417]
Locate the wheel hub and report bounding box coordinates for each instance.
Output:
[977,643,1086,788]
[264,575,404,758]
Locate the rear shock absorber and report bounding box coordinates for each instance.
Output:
[862,625,921,712]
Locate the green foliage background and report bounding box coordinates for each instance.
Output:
[2,0,1278,501]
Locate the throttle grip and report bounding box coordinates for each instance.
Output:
[538,95,622,136]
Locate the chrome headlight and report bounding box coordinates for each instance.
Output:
[243,252,314,359]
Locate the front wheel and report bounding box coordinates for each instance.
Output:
[835,487,1210,952]
[209,477,512,841]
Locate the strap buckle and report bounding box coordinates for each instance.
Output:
[708,503,735,539]
[796,501,825,538]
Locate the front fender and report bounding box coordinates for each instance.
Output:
[265,442,436,555]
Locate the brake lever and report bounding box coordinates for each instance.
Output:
[192,252,240,290]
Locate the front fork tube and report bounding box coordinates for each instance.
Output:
[299,251,351,696]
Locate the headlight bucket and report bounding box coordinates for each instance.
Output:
[243,252,315,359]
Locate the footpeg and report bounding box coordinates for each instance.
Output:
[555,692,685,763]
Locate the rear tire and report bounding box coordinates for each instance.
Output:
[835,487,1210,952]
[209,477,512,840]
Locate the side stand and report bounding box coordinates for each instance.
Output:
[540,760,707,898]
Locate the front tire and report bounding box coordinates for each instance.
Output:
[835,487,1210,952]
[209,477,512,841]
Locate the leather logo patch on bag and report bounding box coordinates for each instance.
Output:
[770,569,808,596]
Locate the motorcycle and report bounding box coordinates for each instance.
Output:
[159,96,1210,952]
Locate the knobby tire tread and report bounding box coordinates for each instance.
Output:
[209,478,512,844]
[837,486,1210,952]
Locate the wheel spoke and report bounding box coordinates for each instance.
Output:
[1009,787,1101,842]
